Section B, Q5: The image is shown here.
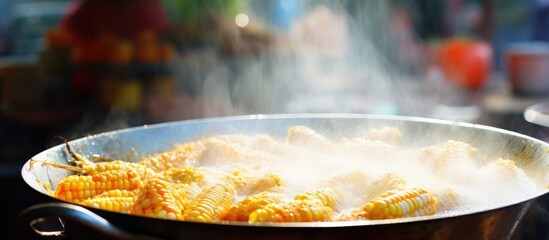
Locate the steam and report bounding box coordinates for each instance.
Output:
[65,2,473,147]
[172,1,439,118]
[187,126,542,218]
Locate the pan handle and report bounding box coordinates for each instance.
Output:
[524,101,549,127]
[18,202,163,240]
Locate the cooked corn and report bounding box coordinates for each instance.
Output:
[82,160,155,180]
[294,188,342,208]
[183,182,236,222]
[352,188,438,220]
[248,198,334,223]
[45,125,521,224]
[365,127,402,146]
[224,191,284,221]
[242,173,285,195]
[138,142,202,172]
[132,178,187,220]
[94,189,139,198]
[174,182,203,202]
[54,170,143,203]
[492,158,519,175]
[223,171,251,190]
[197,139,242,165]
[160,167,205,185]
[437,188,460,211]
[286,125,334,150]
[326,171,368,187]
[81,189,137,213]
[438,140,477,172]
[363,173,408,202]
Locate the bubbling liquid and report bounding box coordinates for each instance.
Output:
[186,125,543,219]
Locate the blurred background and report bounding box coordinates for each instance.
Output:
[2,0,549,239]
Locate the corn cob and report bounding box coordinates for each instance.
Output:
[252,134,290,154]
[444,140,477,160]
[197,139,241,165]
[81,189,138,213]
[324,171,369,202]
[175,182,203,202]
[437,188,460,211]
[340,138,397,160]
[95,189,139,198]
[243,173,286,195]
[160,167,205,185]
[138,141,202,172]
[183,182,236,222]
[132,178,187,220]
[31,158,155,181]
[492,158,519,175]
[437,140,477,173]
[85,160,154,177]
[285,125,334,150]
[326,171,368,187]
[294,188,342,208]
[248,197,334,223]
[363,173,407,202]
[351,188,438,220]
[223,191,284,221]
[223,171,285,196]
[365,127,402,146]
[54,169,143,203]
[223,171,251,190]
[30,138,156,180]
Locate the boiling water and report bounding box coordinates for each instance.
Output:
[183,125,544,219]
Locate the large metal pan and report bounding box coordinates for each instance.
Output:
[18,114,549,240]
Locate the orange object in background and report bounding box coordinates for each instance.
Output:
[437,38,492,90]
[45,28,73,49]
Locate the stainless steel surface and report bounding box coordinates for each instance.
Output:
[19,114,549,239]
[525,101,549,127]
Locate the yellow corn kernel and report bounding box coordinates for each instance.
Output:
[131,178,187,220]
[223,171,251,190]
[54,170,143,203]
[226,172,285,196]
[160,167,205,185]
[197,139,241,165]
[224,191,284,221]
[82,160,155,180]
[365,127,402,146]
[82,195,136,213]
[436,140,477,173]
[437,188,460,211]
[363,173,408,202]
[174,182,203,203]
[242,173,285,196]
[248,198,334,223]
[492,158,519,176]
[285,125,333,150]
[184,182,236,222]
[94,189,139,198]
[294,188,342,208]
[325,170,368,188]
[138,141,202,172]
[353,188,438,220]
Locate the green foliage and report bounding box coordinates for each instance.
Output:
[163,0,249,22]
